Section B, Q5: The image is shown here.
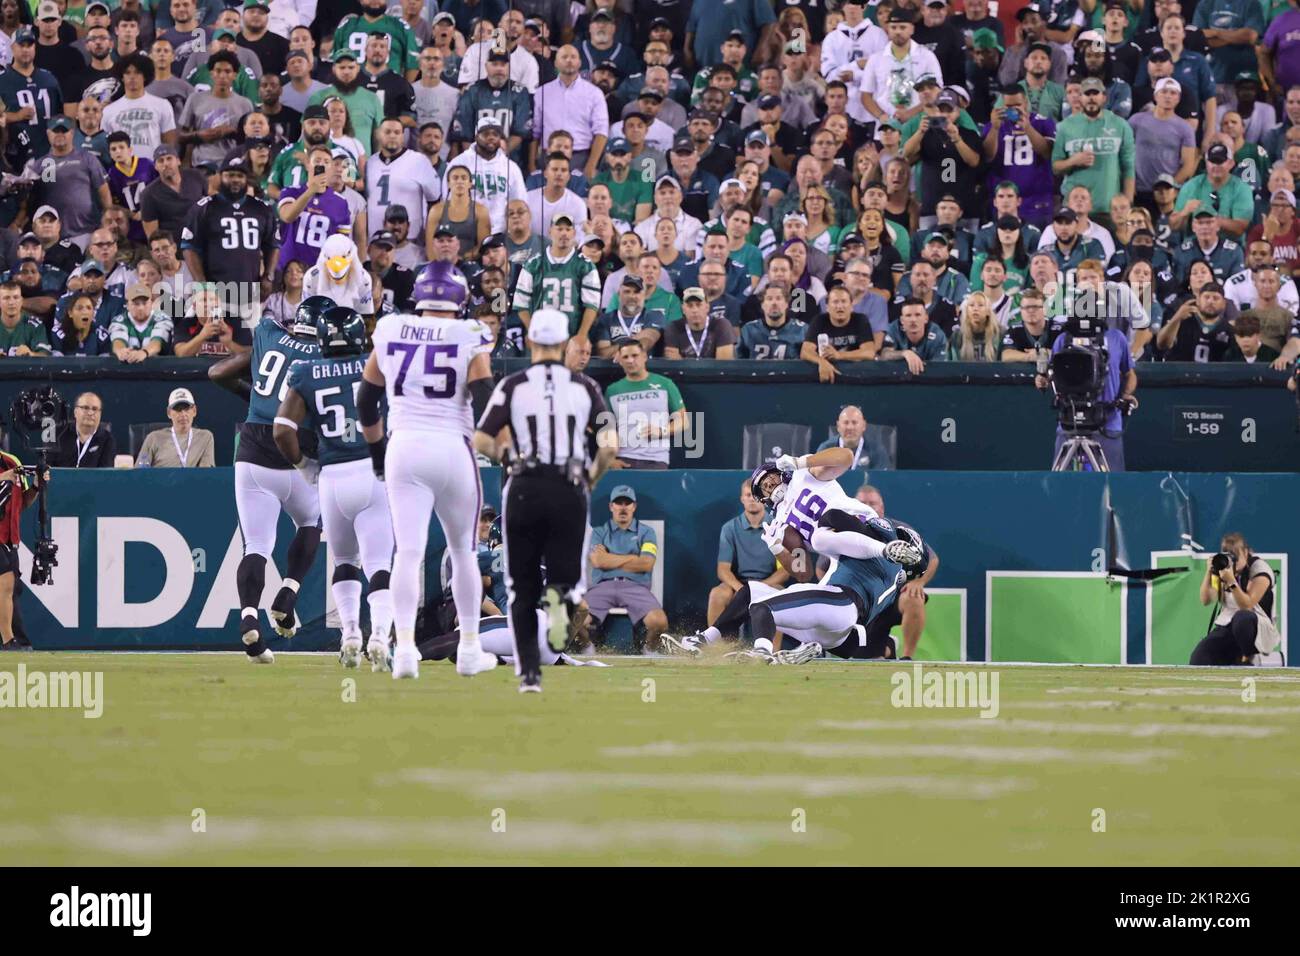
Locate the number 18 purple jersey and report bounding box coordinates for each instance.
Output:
[371,313,494,437]
[275,186,353,270]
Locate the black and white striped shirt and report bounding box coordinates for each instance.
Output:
[477,360,606,467]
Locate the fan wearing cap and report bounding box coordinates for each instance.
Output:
[592,136,654,224]
[689,33,759,107]
[1039,203,1106,273]
[1246,190,1300,275]
[859,12,944,125]
[0,24,63,163]
[1134,24,1217,135]
[661,285,737,360]
[913,0,966,94]
[1129,77,1197,207]
[578,7,638,79]
[997,8,1065,92]
[1050,75,1135,215]
[450,43,532,152]
[30,0,84,80]
[109,282,173,362]
[1172,206,1245,284]
[305,55,384,158]
[333,0,421,80]
[275,142,352,271]
[633,174,705,254]
[1072,30,1132,119]
[17,115,113,249]
[456,12,540,90]
[443,113,529,234]
[900,89,984,226]
[135,389,216,468]
[180,29,263,104]
[179,151,280,310]
[511,211,602,339]
[1168,140,1254,237]
[589,272,666,358]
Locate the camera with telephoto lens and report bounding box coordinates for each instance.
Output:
[1045,300,1112,433]
[8,385,65,585]
[1210,552,1233,574]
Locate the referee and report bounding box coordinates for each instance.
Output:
[473,309,618,694]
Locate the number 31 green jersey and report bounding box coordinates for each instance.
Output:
[286,354,371,467]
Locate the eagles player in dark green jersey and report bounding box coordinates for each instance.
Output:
[209,296,328,662]
[274,306,397,672]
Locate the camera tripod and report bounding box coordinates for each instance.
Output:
[1052,431,1110,472]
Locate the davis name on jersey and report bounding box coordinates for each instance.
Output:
[248,319,322,426]
[371,313,494,437]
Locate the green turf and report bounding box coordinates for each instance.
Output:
[2,653,1298,866]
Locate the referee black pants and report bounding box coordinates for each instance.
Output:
[501,474,589,678]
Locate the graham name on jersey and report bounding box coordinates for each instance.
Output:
[310,357,366,380]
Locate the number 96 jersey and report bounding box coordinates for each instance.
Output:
[371,313,494,437]
[238,317,321,469]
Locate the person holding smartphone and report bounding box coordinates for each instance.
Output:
[275,143,353,273]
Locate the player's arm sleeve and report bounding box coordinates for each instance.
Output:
[475,379,512,436]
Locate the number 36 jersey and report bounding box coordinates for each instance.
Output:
[371,313,494,438]
[180,193,279,286]
[238,318,320,469]
[287,354,370,467]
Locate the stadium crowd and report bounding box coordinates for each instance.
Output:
[0,0,1296,396]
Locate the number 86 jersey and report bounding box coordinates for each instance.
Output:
[776,469,879,543]
[371,313,494,437]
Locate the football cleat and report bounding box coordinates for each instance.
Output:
[724,646,776,662]
[884,539,924,569]
[771,642,825,665]
[659,633,705,656]
[542,586,569,653]
[269,587,299,638]
[391,647,420,680]
[519,674,543,694]
[368,635,392,673]
[568,604,592,650]
[339,634,363,669]
[249,648,275,664]
[456,646,499,676]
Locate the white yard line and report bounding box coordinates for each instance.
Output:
[817,718,1279,739]
[598,741,1175,765]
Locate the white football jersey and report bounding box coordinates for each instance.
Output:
[371,313,494,437]
[302,263,375,315]
[366,148,442,238]
[444,147,528,233]
[776,469,878,541]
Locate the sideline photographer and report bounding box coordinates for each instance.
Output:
[1189,534,1283,666]
[0,445,48,649]
[1035,294,1139,471]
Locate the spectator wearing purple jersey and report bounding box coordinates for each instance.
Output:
[275,143,352,272]
[105,131,157,246]
[982,83,1056,227]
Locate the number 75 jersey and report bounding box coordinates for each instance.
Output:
[371,313,494,438]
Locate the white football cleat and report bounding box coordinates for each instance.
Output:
[249,648,275,664]
[391,647,420,680]
[724,646,775,662]
[339,634,363,669]
[659,633,705,656]
[884,539,923,569]
[368,635,392,673]
[456,646,499,676]
[771,642,825,665]
[269,609,298,639]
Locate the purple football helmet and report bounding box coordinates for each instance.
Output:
[413,261,470,314]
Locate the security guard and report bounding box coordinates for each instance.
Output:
[473,308,618,693]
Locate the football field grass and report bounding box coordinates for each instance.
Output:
[2,653,1298,866]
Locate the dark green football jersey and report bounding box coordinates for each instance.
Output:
[286,353,370,467]
[827,555,907,628]
[247,317,321,426]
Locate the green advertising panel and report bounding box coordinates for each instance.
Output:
[987,573,1126,664]
[891,589,966,661]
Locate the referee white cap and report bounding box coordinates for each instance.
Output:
[528,309,569,345]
